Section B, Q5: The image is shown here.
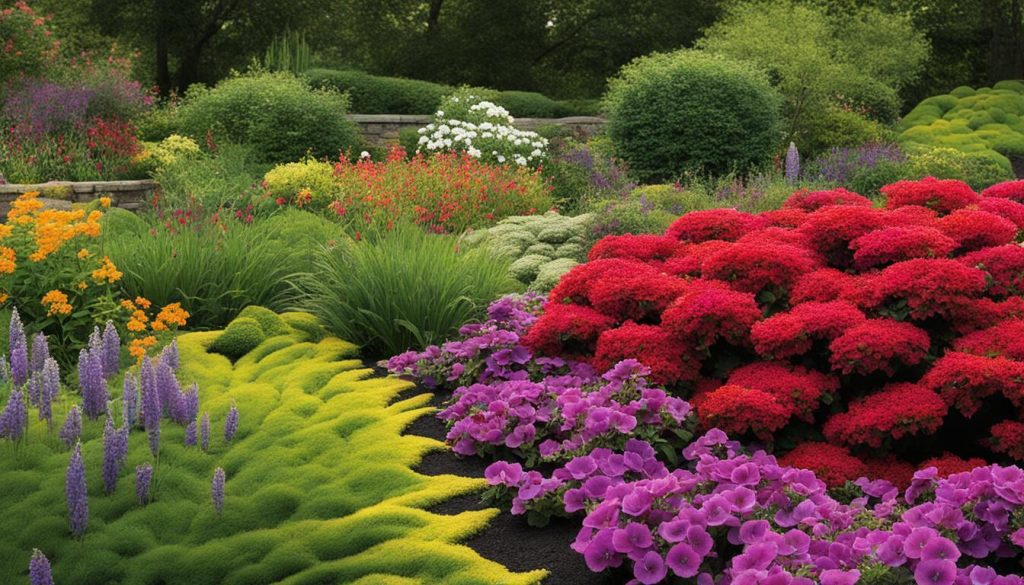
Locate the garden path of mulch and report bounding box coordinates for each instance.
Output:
[391,381,628,585]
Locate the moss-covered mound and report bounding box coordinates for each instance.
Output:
[0,313,544,585]
[898,80,1024,174]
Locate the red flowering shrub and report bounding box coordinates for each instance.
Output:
[778,443,867,488]
[848,226,957,270]
[981,180,1024,201]
[881,176,980,214]
[661,282,761,350]
[701,242,818,297]
[822,383,947,448]
[527,178,1024,476]
[594,323,699,385]
[696,384,791,441]
[920,453,990,477]
[989,421,1024,460]
[665,208,757,242]
[922,352,1024,417]
[935,209,1018,252]
[783,187,873,211]
[829,320,930,375]
[587,234,678,264]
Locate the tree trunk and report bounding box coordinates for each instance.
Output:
[155,0,171,96]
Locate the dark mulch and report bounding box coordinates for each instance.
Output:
[1012,155,1024,179]
[394,383,628,585]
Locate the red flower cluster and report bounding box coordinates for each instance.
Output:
[778,443,868,488]
[823,383,948,448]
[981,180,1024,201]
[989,421,1024,460]
[881,176,980,214]
[524,178,1024,472]
[920,453,990,478]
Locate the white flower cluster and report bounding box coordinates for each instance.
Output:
[417,98,548,167]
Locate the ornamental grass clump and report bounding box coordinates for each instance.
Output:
[492,177,1024,484]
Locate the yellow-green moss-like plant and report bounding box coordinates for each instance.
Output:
[209,316,266,359]
[898,80,1024,174]
[0,314,544,585]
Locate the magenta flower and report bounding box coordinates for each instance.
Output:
[666,542,701,578]
[66,442,88,537]
[612,522,654,558]
[583,529,622,572]
[820,569,860,585]
[921,537,960,562]
[29,549,54,585]
[914,559,957,585]
[633,550,667,585]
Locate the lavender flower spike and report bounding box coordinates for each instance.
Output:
[135,463,153,505]
[160,339,179,371]
[60,405,82,448]
[9,307,28,387]
[29,549,54,585]
[66,442,89,537]
[156,360,184,423]
[141,359,161,457]
[1,386,28,441]
[102,415,127,494]
[184,420,197,446]
[30,332,49,374]
[212,467,225,514]
[785,141,800,184]
[79,348,108,420]
[184,382,199,423]
[224,401,239,442]
[101,321,120,380]
[200,412,210,452]
[38,359,59,427]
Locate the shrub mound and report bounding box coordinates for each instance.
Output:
[523,178,1024,485]
[603,50,782,181]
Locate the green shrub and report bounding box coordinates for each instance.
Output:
[135,104,181,142]
[209,316,266,358]
[175,71,361,164]
[292,224,518,357]
[236,305,290,336]
[305,68,450,114]
[530,258,579,292]
[492,91,572,118]
[906,147,1015,190]
[262,158,337,206]
[151,143,265,212]
[800,106,896,156]
[830,75,902,124]
[603,50,783,181]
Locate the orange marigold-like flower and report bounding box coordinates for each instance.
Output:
[91,257,122,284]
[0,292,8,304]
[154,302,189,328]
[0,246,16,274]
[127,319,146,332]
[120,299,136,310]
[8,191,43,224]
[129,336,158,362]
[151,320,168,332]
[41,289,72,316]
[77,248,90,259]
[99,196,112,208]
[76,281,87,290]
[134,297,152,309]
[0,224,12,240]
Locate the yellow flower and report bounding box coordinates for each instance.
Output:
[120,299,136,311]
[0,247,16,274]
[41,289,72,316]
[99,196,112,208]
[77,281,88,290]
[77,248,91,259]
[0,224,12,240]
[91,257,122,284]
[0,292,8,304]
[8,191,43,224]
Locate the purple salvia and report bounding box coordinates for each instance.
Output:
[785,141,800,184]
[30,332,49,374]
[184,383,199,423]
[160,339,179,371]
[224,401,239,442]
[1,386,27,441]
[101,321,120,380]
[27,370,41,406]
[39,358,59,428]
[102,416,120,494]
[59,405,82,448]
[9,307,27,387]
[212,467,225,514]
[66,442,88,537]
[135,463,153,505]
[78,348,107,420]
[122,374,139,428]
[29,549,54,585]
[184,420,197,446]
[200,412,210,452]
[139,357,158,423]
[156,361,185,424]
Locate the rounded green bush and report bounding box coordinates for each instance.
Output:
[210,317,266,359]
[237,306,290,337]
[492,91,572,118]
[176,72,361,164]
[530,258,579,292]
[508,254,551,283]
[304,68,450,115]
[603,50,783,181]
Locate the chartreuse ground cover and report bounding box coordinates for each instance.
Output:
[0,310,544,585]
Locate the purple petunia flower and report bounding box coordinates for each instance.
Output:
[633,550,667,585]
[9,307,28,387]
[66,442,88,537]
[78,348,107,420]
[200,412,210,452]
[914,559,957,585]
[28,549,54,585]
[101,321,120,380]
[122,374,138,428]
[135,463,153,505]
[212,467,225,514]
[59,405,82,448]
[30,332,49,375]
[224,401,239,442]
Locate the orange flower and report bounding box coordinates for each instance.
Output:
[41,289,72,316]
[91,256,122,284]
[99,196,112,208]
[129,336,157,362]
[77,248,91,259]
[120,299,136,311]
[134,297,152,309]
[0,292,8,304]
[151,320,168,332]
[8,191,43,224]
[77,281,87,290]
[0,224,12,240]
[0,247,16,274]
[154,302,189,328]
[127,319,146,332]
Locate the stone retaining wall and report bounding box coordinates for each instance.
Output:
[0,180,157,217]
[349,114,606,147]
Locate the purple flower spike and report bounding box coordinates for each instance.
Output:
[101,321,120,380]
[27,370,40,406]
[224,401,239,442]
[135,463,153,505]
[66,442,89,537]
[78,348,107,420]
[785,142,800,184]
[122,375,138,428]
[212,467,225,514]
[141,360,161,457]
[102,416,119,494]
[38,364,55,427]
[200,412,210,452]
[160,340,179,371]
[156,360,184,423]
[88,326,102,353]
[1,386,27,441]
[184,383,199,423]
[30,332,49,374]
[9,307,28,387]
[59,405,82,448]
[184,420,197,446]
[29,549,54,585]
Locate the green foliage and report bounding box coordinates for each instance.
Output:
[209,316,266,358]
[800,106,897,156]
[236,306,289,336]
[292,225,518,357]
[264,30,312,76]
[0,318,544,584]
[175,71,361,164]
[104,212,342,329]
[898,81,1024,177]
[603,50,783,181]
[305,68,450,115]
[262,159,337,206]
[150,143,266,213]
[906,147,1015,190]
[491,91,572,118]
